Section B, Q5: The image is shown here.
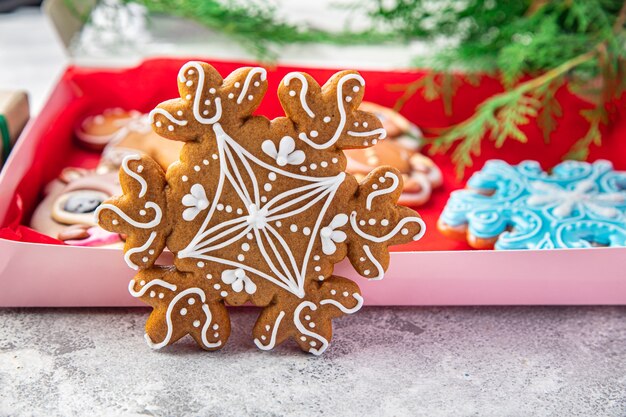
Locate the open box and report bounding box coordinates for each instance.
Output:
[1,2,626,306]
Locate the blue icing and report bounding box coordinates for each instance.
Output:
[440,159,626,249]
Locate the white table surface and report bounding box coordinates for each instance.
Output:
[0,6,625,417]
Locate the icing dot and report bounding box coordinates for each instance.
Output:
[237,254,245,262]
[290,224,298,232]
[331,290,336,295]
[300,166,307,172]
[304,315,311,320]
[372,139,378,145]
[212,154,218,160]
[149,250,155,257]
[188,298,196,305]
[401,228,409,235]
[275,221,282,227]
[193,320,201,327]
[359,257,365,262]
[313,255,320,261]
[268,172,277,181]
[363,122,368,127]
[150,291,156,297]
[242,243,250,251]
[264,183,272,192]
[180,308,187,316]
[177,110,184,116]
[254,81,260,87]
[300,336,307,341]
[213,323,219,330]
[228,93,234,99]
[261,196,268,203]
[265,325,270,331]
[372,184,379,190]
[140,280,146,286]
[235,82,241,88]
[187,69,194,75]
[345,96,352,102]
[226,205,233,213]
[194,165,200,172]
[310,341,316,347]
[155,121,162,127]
[303,227,311,236]
[314,266,321,272]
[310,164,317,170]
[158,293,164,299]
[359,220,366,226]
[368,218,377,225]
[289,90,296,97]
[197,261,205,267]
[379,177,386,183]
[354,122,359,127]
[168,125,174,131]
[308,322,316,328]
[204,99,211,105]
[237,208,243,215]
[321,161,328,168]
[213,332,219,338]
[323,116,331,123]
[248,95,254,101]
[209,88,216,94]
[310,130,318,138]
[182,176,188,182]
[136,165,143,173]
[364,269,370,275]
[363,141,369,146]
[217,204,224,211]
[261,335,267,341]
[247,233,254,240]
[214,284,221,290]
[381,219,389,226]
[318,275,325,281]
[206,273,213,279]
[112,219,119,225]
[343,291,349,297]
[332,158,338,163]
[185,94,192,100]
[220,291,228,297]
[142,257,149,262]
[203,159,209,165]
[203,110,209,116]
[353,86,360,92]
[139,209,146,216]
[185,81,193,87]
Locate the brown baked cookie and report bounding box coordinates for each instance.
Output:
[96,62,425,355]
[76,108,183,172]
[346,102,442,206]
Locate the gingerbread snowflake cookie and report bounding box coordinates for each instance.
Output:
[438,160,626,249]
[96,61,425,355]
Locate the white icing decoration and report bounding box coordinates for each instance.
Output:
[237,67,267,104]
[366,171,400,210]
[128,278,176,297]
[320,213,348,255]
[350,212,426,242]
[261,136,306,166]
[144,287,221,350]
[221,268,257,294]
[294,301,328,355]
[182,184,210,221]
[347,128,387,140]
[121,155,147,198]
[362,245,384,280]
[298,73,365,149]
[254,311,285,350]
[149,108,188,127]
[177,61,222,124]
[283,72,315,118]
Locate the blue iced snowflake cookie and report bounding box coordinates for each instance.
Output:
[438,160,626,249]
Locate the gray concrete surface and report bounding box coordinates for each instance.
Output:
[1,306,625,416]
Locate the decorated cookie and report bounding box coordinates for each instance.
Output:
[76,108,183,172]
[96,61,425,355]
[438,160,626,249]
[346,103,441,206]
[31,168,123,247]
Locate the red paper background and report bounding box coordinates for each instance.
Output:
[2,57,625,252]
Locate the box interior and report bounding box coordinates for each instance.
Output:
[2,57,626,252]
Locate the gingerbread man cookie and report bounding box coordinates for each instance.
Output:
[96,62,425,354]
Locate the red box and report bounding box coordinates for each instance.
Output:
[1,58,625,306]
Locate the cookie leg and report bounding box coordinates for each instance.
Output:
[252,276,363,355]
[131,267,231,351]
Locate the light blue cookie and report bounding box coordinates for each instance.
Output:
[439,160,626,249]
